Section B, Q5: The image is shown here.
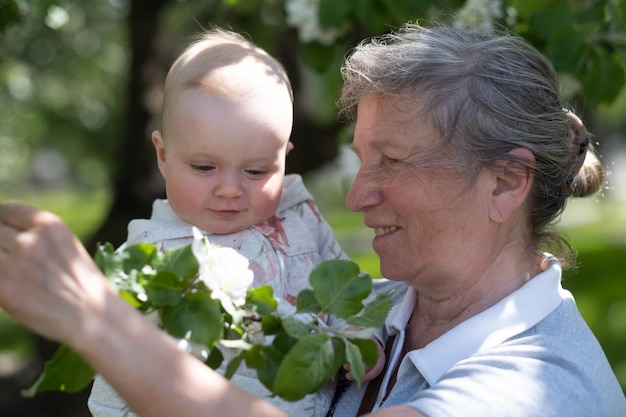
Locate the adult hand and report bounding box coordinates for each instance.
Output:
[0,202,113,348]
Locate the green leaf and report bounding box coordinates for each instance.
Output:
[272,332,297,355]
[528,1,574,40]
[618,0,626,21]
[22,344,94,397]
[346,293,392,330]
[344,339,365,385]
[205,345,224,370]
[96,243,158,295]
[310,260,372,319]
[578,0,609,22]
[329,338,347,375]
[244,345,282,391]
[161,291,223,347]
[223,323,243,339]
[380,0,431,25]
[94,243,130,289]
[242,344,264,369]
[153,243,199,283]
[296,288,321,313]
[123,244,159,272]
[584,54,626,106]
[261,314,283,336]
[246,285,278,315]
[0,0,25,32]
[273,333,335,401]
[318,0,352,28]
[347,338,378,368]
[282,316,312,338]
[298,42,339,73]
[94,242,117,273]
[355,0,392,33]
[142,270,187,307]
[510,0,557,15]
[224,353,244,380]
[119,290,144,308]
[546,28,586,71]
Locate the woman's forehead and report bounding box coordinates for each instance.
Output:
[354,94,438,151]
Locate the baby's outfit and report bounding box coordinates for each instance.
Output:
[88,174,349,417]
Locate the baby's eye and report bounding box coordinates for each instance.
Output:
[245,169,268,177]
[191,164,215,172]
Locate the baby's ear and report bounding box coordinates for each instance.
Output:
[152,130,167,174]
[286,141,294,154]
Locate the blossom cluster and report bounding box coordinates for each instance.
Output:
[455,0,503,32]
[285,0,344,45]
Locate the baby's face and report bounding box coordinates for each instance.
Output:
[155,83,293,234]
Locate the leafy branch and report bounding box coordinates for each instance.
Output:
[23,238,392,403]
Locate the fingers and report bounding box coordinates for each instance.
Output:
[343,337,387,381]
[0,202,59,231]
[0,203,67,258]
[343,363,355,381]
[0,220,17,254]
[0,203,107,345]
[343,363,372,381]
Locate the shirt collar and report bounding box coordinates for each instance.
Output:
[386,256,571,386]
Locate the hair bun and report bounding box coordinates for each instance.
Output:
[564,110,604,197]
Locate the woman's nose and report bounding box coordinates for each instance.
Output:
[345,169,382,212]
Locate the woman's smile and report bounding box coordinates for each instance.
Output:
[373,226,399,236]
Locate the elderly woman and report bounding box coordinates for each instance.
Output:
[0,24,624,417]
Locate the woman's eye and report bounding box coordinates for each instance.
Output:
[383,155,402,165]
[191,164,214,172]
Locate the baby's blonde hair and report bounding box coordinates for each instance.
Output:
[161,28,292,136]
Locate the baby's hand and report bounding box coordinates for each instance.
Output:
[343,336,386,382]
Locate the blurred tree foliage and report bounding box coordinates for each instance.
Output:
[1,0,625,248]
[0,0,625,415]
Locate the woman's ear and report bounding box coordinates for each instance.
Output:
[286,141,294,154]
[489,148,535,223]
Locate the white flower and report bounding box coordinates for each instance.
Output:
[191,228,254,315]
[455,0,503,32]
[285,0,344,45]
[247,320,265,345]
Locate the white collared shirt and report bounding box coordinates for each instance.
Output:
[375,256,570,410]
[330,256,625,417]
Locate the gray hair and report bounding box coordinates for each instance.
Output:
[339,23,604,266]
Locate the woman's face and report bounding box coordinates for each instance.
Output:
[345,94,497,290]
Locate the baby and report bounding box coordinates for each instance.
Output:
[87,28,384,417]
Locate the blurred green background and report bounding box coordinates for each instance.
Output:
[0,0,625,415]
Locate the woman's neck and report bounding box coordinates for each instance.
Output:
[406,253,544,350]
